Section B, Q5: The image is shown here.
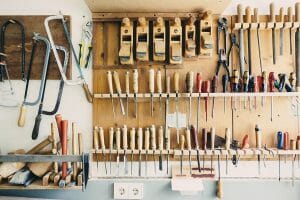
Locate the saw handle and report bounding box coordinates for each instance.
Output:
[82,82,93,103]
[31,114,42,140]
[17,105,26,127]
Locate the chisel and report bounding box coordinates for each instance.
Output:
[93,126,100,171]
[107,71,115,118]
[279,7,284,56]
[186,71,194,126]
[109,127,114,175]
[174,72,180,146]
[165,76,170,174]
[125,71,130,118]
[180,134,185,175]
[113,71,125,115]
[270,3,276,64]
[288,7,293,55]
[150,125,157,174]
[202,81,210,122]
[245,7,252,75]
[149,69,155,117]
[144,127,150,176]
[137,127,143,176]
[157,70,163,118]
[122,125,128,174]
[211,75,218,118]
[186,127,192,174]
[254,8,263,74]
[225,128,231,175]
[116,128,121,176]
[202,128,207,170]
[255,125,262,176]
[166,127,170,175]
[133,69,139,118]
[290,139,296,186]
[196,73,202,134]
[158,126,164,171]
[130,128,136,176]
[191,125,201,172]
[237,4,245,76]
[269,72,275,121]
[210,127,215,174]
[99,127,107,175]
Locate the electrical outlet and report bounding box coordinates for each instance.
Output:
[114,183,128,199]
[128,183,143,200]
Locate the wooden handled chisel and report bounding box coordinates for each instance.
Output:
[137,127,143,176]
[133,69,139,118]
[174,72,180,146]
[144,127,150,176]
[130,128,136,176]
[125,71,130,118]
[99,127,107,175]
[158,126,164,171]
[107,71,116,118]
[122,125,128,174]
[113,71,125,115]
[150,125,157,174]
[109,127,114,175]
[116,128,121,176]
[149,69,155,117]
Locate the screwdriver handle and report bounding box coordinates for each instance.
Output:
[296,136,300,150]
[122,125,128,150]
[255,125,262,148]
[109,127,114,150]
[191,125,199,149]
[245,6,251,23]
[116,128,121,150]
[288,7,293,22]
[166,128,171,150]
[144,128,150,150]
[222,75,228,93]
[237,4,244,23]
[225,128,231,150]
[180,134,185,150]
[296,3,300,22]
[241,134,250,149]
[253,8,259,23]
[125,71,130,94]
[137,128,143,151]
[289,72,296,89]
[157,70,162,94]
[279,7,284,22]
[133,69,139,93]
[283,132,289,150]
[166,76,170,94]
[130,128,136,150]
[243,71,249,92]
[262,71,267,92]
[99,127,105,150]
[149,69,155,93]
[202,80,211,93]
[93,126,99,150]
[113,71,122,94]
[158,126,164,151]
[186,128,191,151]
[174,72,179,93]
[216,180,223,199]
[202,128,207,150]
[186,71,194,93]
[196,73,202,93]
[211,127,215,150]
[290,139,296,150]
[270,3,276,23]
[107,71,114,95]
[268,72,275,92]
[150,125,156,150]
[212,75,218,93]
[277,131,284,149]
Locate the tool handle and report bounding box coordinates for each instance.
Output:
[186,128,191,150]
[130,128,136,150]
[78,132,83,155]
[99,127,106,150]
[270,3,276,22]
[94,128,100,150]
[277,131,283,149]
[125,71,130,94]
[137,128,143,150]
[225,128,231,150]
[149,69,155,93]
[26,135,53,154]
[237,4,244,23]
[253,8,259,23]
[296,3,300,22]
[174,72,179,93]
[109,127,114,150]
[113,71,122,94]
[166,128,170,150]
[180,134,185,150]
[17,105,26,127]
[245,6,251,23]
[116,128,121,150]
[133,69,139,93]
[144,128,150,150]
[262,71,267,92]
[196,73,202,93]
[107,71,114,95]
[241,134,250,149]
[279,7,284,22]
[288,7,293,22]
[61,120,68,179]
[186,71,194,93]
[150,125,156,150]
[216,180,223,199]
[82,82,93,103]
[268,72,275,92]
[202,80,211,93]
[191,125,199,149]
[51,123,56,150]
[166,76,170,94]
[222,75,228,93]
[122,125,128,150]
[55,114,62,140]
[255,125,262,148]
[283,132,289,150]
[202,128,207,150]
[211,127,215,150]
[72,123,78,155]
[296,136,300,150]
[158,126,164,150]
[31,114,42,140]
[212,75,218,93]
[157,70,162,93]
[290,139,296,150]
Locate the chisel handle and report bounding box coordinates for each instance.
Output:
[296,3,300,22]
[130,128,136,150]
[113,71,122,94]
[149,69,155,93]
[93,126,99,150]
[191,125,199,149]
[107,71,114,95]
[72,123,78,155]
[116,128,121,150]
[144,128,150,150]
[157,70,162,93]
[211,127,215,150]
[99,127,106,150]
[225,128,231,150]
[17,105,26,127]
[125,71,130,94]
[288,7,293,22]
[109,127,114,150]
[270,3,276,23]
[137,128,143,151]
[245,6,251,23]
[279,7,284,22]
[186,71,194,93]
[254,8,259,23]
[166,76,170,94]
[133,69,139,93]
[150,125,156,150]
[283,132,289,150]
[237,4,244,23]
[186,128,191,151]
[174,72,179,93]
[122,125,128,150]
[255,125,262,148]
[180,134,185,150]
[82,82,93,103]
[202,128,207,150]
[158,126,164,151]
[196,73,202,93]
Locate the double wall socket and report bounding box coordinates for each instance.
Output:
[114,182,143,200]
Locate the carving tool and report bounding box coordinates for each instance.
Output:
[245,7,252,75]
[157,70,163,117]
[269,72,275,121]
[254,8,263,74]
[211,75,218,118]
[210,127,215,174]
[202,128,207,169]
[174,72,180,145]
[225,128,231,175]
[130,128,136,176]
[180,134,185,175]
[99,127,107,175]
[149,68,155,117]
[191,125,201,172]
[288,7,293,55]
[144,128,150,176]
[93,126,100,171]
[237,4,245,75]
[125,71,130,118]
[279,7,284,56]
[107,71,115,118]
[133,69,139,118]
[137,128,143,176]
[270,3,276,64]
[186,71,194,126]
[113,71,125,115]
[116,128,121,176]
[109,127,114,175]
[158,126,164,171]
[150,125,157,174]
[255,125,262,176]
[202,81,210,122]
[122,125,128,174]
[196,73,202,134]
[186,128,192,174]
[165,76,170,174]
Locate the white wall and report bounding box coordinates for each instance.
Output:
[0,0,92,154]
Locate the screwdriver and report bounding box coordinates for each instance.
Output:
[262,71,267,107]
[180,134,185,175]
[186,71,194,126]
[290,139,296,186]
[158,126,164,171]
[113,71,125,115]
[232,70,239,110]
[186,127,192,174]
[99,127,107,175]
[202,128,207,170]
[269,72,275,121]
[174,72,180,146]
[277,131,283,181]
[150,125,157,174]
[210,127,215,174]
[243,71,249,109]
[255,125,262,176]
[116,127,121,176]
[166,128,171,175]
[93,126,100,171]
[225,128,231,175]
[202,81,210,122]
[122,125,128,174]
[109,127,114,174]
[107,71,116,118]
[283,132,289,163]
[144,127,150,176]
[149,69,155,117]
[133,69,138,118]
[196,73,202,136]
[191,125,201,172]
[165,76,171,174]
[125,71,130,118]
[137,127,143,176]
[130,128,136,176]
[211,75,218,118]
[222,74,228,113]
[157,70,163,118]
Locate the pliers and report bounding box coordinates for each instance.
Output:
[216,49,230,77]
[217,17,228,54]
